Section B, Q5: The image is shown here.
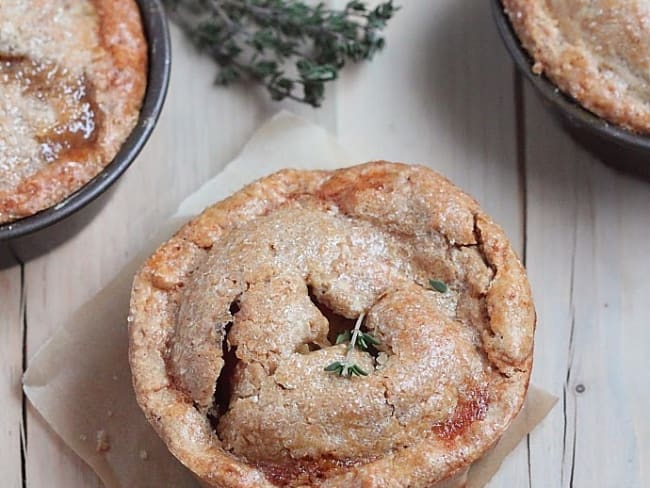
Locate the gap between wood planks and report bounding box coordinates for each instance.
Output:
[562,204,579,488]
[513,67,534,488]
[515,68,581,488]
[8,243,28,488]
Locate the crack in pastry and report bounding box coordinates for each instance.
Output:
[129,162,535,488]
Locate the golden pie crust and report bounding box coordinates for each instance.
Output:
[0,0,147,224]
[129,162,535,488]
[503,0,650,134]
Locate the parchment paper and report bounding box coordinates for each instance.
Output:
[23,112,557,488]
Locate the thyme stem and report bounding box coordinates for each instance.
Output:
[344,312,366,372]
[325,313,376,377]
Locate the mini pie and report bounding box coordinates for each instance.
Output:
[503,0,650,134]
[0,0,147,224]
[129,162,535,487]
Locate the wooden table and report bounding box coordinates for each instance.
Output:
[1,1,648,486]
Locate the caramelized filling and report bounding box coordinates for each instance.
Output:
[432,389,489,441]
[0,54,101,166]
[211,302,241,420]
[256,456,370,487]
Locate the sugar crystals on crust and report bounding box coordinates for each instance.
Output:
[129,162,536,488]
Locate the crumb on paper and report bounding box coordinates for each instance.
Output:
[79,434,87,442]
[107,409,113,418]
[139,449,149,461]
[112,373,119,381]
[96,429,111,453]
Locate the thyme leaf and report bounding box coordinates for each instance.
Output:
[356,332,380,350]
[335,330,351,345]
[324,361,345,373]
[429,279,448,293]
[165,0,399,107]
[324,361,368,377]
[348,364,368,376]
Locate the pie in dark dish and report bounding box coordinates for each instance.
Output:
[502,0,650,135]
[0,0,147,224]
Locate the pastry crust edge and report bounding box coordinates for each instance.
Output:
[128,161,536,488]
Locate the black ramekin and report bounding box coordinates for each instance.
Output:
[491,0,650,180]
[0,0,171,240]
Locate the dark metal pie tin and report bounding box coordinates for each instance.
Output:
[0,0,171,240]
[492,0,650,180]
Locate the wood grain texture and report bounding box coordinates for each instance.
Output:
[524,85,644,487]
[336,3,528,484]
[0,251,23,488]
[337,0,524,253]
[620,177,650,485]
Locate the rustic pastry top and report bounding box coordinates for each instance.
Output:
[129,162,535,488]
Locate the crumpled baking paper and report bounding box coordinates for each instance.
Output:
[23,111,556,488]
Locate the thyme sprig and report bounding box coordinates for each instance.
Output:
[165,0,398,107]
[325,313,379,377]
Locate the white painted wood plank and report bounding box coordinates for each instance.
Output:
[619,177,650,485]
[523,86,580,488]
[337,2,528,485]
[524,86,642,487]
[0,256,24,488]
[337,0,524,253]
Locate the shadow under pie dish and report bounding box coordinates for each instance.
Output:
[129,162,536,487]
